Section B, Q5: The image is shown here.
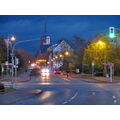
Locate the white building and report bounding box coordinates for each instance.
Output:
[47,40,74,69]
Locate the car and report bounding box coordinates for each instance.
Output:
[54,70,62,74]
[30,68,41,76]
[0,83,5,91]
[41,68,50,76]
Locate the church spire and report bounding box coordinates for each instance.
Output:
[44,16,47,35]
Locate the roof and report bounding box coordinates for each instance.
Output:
[53,39,74,53]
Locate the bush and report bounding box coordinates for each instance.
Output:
[0,83,5,91]
[95,72,103,76]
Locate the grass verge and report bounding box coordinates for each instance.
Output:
[0,88,16,94]
[113,76,120,81]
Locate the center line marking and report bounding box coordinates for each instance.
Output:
[62,92,78,105]
[113,100,117,104]
[112,96,116,99]
[92,92,96,95]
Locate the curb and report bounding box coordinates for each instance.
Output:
[0,89,43,105]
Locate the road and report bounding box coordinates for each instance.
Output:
[9,73,120,105]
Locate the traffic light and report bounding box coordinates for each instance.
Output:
[109,27,115,38]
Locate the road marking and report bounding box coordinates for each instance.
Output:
[70,92,78,100]
[92,92,96,95]
[63,101,68,104]
[113,100,117,104]
[112,96,116,99]
[62,92,78,105]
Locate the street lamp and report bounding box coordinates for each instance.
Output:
[4,35,16,82]
[10,36,16,41]
[96,40,106,50]
[55,56,58,59]
[64,51,70,56]
[11,38,40,88]
[5,35,16,62]
[11,36,16,88]
[31,63,36,67]
[97,40,105,46]
[59,54,63,58]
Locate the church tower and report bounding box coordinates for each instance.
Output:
[40,20,51,53]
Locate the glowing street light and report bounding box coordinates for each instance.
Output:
[97,40,106,49]
[59,54,63,58]
[98,40,104,46]
[65,51,70,56]
[51,59,53,61]
[10,36,16,41]
[55,56,58,59]
[31,63,36,67]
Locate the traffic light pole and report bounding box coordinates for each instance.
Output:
[11,38,40,88]
[11,53,14,88]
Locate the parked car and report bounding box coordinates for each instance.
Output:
[54,70,62,74]
[0,83,5,91]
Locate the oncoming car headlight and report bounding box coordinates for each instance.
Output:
[45,69,49,73]
[42,69,46,73]
[41,68,50,76]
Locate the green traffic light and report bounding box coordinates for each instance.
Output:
[109,33,115,38]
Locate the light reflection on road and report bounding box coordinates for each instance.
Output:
[39,91,54,101]
[95,84,106,88]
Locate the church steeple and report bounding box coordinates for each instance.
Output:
[44,16,47,35]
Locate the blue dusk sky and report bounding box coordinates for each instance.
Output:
[0,15,120,54]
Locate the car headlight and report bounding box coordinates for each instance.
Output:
[46,72,50,76]
[45,69,50,73]
[42,69,46,73]
[41,72,46,76]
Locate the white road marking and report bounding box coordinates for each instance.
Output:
[113,100,117,104]
[92,92,96,95]
[62,92,78,104]
[70,92,78,100]
[63,101,68,104]
[112,96,116,99]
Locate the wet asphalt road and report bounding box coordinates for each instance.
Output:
[12,73,120,105]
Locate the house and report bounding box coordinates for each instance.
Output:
[47,39,74,69]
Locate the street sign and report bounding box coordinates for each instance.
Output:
[108,63,114,66]
[5,61,8,65]
[15,57,19,65]
[14,65,18,68]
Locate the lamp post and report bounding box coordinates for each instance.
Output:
[64,51,70,56]
[11,38,40,88]
[5,35,16,81]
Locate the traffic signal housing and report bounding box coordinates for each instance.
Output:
[109,27,115,38]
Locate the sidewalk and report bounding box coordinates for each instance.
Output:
[0,72,31,83]
[0,89,43,105]
[70,73,119,83]
[17,71,31,82]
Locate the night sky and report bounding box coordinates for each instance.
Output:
[0,15,120,54]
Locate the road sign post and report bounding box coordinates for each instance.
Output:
[92,62,95,76]
[108,63,114,82]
